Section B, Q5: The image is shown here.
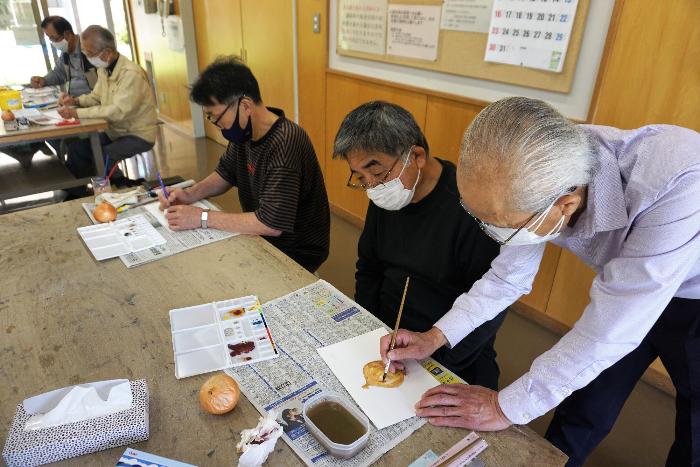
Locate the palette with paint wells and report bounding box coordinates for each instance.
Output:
[169,296,279,379]
[77,214,166,261]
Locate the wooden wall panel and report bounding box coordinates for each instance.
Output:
[325,72,427,222]
[297,0,328,174]
[241,0,295,121]
[192,0,243,70]
[424,96,481,165]
[589,0,700,130]
[545,249,595,327]
[192,0,243,146]
[519,244,562,314]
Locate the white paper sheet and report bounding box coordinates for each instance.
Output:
[14,108,63,125]
[441,0,494,33]
[386,4,442,61]
[144,200,210,231]
[82,199,237,268]
[317,328,439,430]
[338,0,388,55]
[484,0,579,72]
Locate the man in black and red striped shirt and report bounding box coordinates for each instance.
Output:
[159,57,330,272]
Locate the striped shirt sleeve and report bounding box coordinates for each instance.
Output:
[255,165,301,233]
[214,144,238,187]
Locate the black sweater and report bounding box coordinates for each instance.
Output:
[355,159,505,372]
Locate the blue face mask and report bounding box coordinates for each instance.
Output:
[221,101,252,144]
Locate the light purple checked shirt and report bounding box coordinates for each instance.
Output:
[435,124,700,425]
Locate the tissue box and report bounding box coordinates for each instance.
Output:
[2,379,149,467]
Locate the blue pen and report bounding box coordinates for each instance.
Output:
[157,172,169,199]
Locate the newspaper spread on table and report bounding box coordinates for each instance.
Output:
[81,200,236,268]
[226,280,465,467]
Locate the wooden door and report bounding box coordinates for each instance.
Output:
[192,0,243,145]
[240,0,296,120]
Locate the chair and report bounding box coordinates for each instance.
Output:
[117,149,157,182]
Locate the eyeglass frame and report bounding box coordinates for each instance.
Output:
[345,146,414,191]
[206,95,244,127]
[459,186,577,245]
[460,198,540,245]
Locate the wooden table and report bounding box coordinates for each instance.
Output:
[0,200,567,466]
[0,118,108,201]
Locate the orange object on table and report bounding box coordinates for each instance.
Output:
[56,119,81,126]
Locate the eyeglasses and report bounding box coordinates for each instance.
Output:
[459,198,540,246]
[346,147,413,191]
[206,97,241,126]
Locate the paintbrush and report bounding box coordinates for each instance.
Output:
[382,276,410,382]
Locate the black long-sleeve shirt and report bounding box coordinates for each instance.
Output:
[355,159,505,373]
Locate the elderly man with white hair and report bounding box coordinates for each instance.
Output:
[380,97,700,466]
[58,25,157,191]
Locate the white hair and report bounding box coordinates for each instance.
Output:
[81,25,116,51]
[459,97,597,213]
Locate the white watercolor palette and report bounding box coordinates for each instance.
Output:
[169,296,279,379]
[77,214,166,261]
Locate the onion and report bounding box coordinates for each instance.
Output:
[199,374,240,415]
[93,202,117,223]
[2,110,15,121]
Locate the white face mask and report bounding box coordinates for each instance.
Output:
[86,52,109,68]
[51,38,69,53]
[366,150,420,211]
[483,198,565,246]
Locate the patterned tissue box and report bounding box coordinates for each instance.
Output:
[2,379,149,467]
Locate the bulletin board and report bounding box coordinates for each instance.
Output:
[336,0,590,93]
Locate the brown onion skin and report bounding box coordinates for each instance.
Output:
[199,374,240,415]
[93,202,117,223]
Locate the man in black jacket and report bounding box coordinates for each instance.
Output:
[333,101,506,388]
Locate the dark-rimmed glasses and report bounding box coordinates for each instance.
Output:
[206,98,239,127]
[346,148,412,191]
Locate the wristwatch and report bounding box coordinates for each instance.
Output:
[200,208,211,229]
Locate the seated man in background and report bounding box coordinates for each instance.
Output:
[333,101,505,388]
[58,25,157,187]
[14,16,95,167]
[30,16,96,97]
[159,57,330,273]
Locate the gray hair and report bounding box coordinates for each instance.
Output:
[459,97,597,213]
[333,101,429,159]
[81,25,116,51]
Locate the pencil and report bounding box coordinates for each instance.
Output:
[157,172,169,199]
[382,276,410,382]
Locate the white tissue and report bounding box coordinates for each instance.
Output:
[98,190,140,208]
[236,410,283,467]
[23,379,133,431]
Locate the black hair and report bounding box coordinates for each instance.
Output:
[333,101,429,159]
[40,16,74,35]
[190,56,262,106]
